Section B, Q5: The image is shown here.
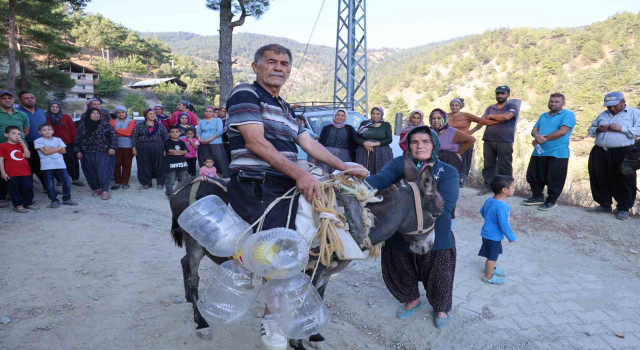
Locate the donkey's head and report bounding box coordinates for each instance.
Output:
[622,139,640,176]
[398,152,444,254]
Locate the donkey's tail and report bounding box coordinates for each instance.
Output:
[171,216,184,248]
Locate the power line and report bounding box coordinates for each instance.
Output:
[290,0,326,86]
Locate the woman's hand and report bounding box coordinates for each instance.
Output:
[108,149,116,156]
[76,152,82,160]
[132,148,137,156]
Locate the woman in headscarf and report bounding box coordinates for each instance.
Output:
[82,98,111,122]
[429,108,476,175]
[154,104,172,129]
[132,108,169,189]
[196,106,229,177]
[75,107,117,200]
[399,110,425,153]
[366,126,459,329]
[109,106,136,190]
[318,109,357,174]
[354,107,393,175]
[45,100,84,186]
[176,112,195,136]
[170,100,198,126]
[448,98,482,186]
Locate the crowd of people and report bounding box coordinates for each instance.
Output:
[0,42,638,350]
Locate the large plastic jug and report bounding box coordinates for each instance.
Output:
[240,228,309,279]
[258,274,329,339]
[178,195,251,256]
[197,260,261,324]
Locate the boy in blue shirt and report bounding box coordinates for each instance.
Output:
[479,175,517,284]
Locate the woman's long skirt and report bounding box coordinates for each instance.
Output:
[355,145,393,175]
[380,236,456,313]
[81,151,115,192]
[197,143,230,178]
[320,147,351,174]
[136,142,165,187]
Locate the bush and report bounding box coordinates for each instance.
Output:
[162,93,181,115]
[153,83,183,100]
[123,92,149,117]
[97,71,123,97]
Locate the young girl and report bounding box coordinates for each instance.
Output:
[478,175,517,285]
[110,106,135,190]
[176,113,193,136]
[198,157,218,179]
[180,127,199,176]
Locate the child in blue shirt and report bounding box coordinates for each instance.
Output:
[479,175,517,284]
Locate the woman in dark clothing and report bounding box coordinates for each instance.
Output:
[132,108,168,189]
[75,108,117,200]
[366,126,459,329]
[355,107,393,175]
[45,100,84,186]
[318,109,357,174]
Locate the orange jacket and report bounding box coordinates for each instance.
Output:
[110,119,136,137]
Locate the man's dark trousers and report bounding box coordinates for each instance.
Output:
[482,141,513,189]
[526,155,569,204]
[588,145,636,211]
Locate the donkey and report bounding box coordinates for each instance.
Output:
[621,139,640,176]
[168,156,443,350]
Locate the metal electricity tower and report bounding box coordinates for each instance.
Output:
[333,0,368,115]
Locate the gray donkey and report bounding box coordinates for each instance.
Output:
[168,155,443,350]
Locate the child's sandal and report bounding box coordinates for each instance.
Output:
[493,267,507,277]
[481,275,505,285]
[13,206,28,213]
[24,204,39,210]
[48,202,61,208]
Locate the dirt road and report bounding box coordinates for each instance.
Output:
[1,173,639,350]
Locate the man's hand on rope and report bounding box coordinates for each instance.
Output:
[297,171,323,202]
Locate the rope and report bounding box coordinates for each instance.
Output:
[310,182,346,267]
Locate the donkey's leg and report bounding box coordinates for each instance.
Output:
[181,253,191,302]
[184,234,209,329]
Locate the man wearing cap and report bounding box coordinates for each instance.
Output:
[522,93,576,210]
[16,91,48,191]
[477,85,519,195]
[0,90,30,208]
[586,92,640,220]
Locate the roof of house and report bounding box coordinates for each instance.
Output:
[129,77,187,89]
[59,62,99,74]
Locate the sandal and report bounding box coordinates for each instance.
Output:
[62,199,78,206]
[91,189,102,197]
[481,275,505,285]
[397,300,422,320]
[433,313,450,329]
[494,267,507,277]
[48,202,61,209]
[13,206,27,213]
[72,180,85,187]
[25,204,39,210]
[101,192,110,200]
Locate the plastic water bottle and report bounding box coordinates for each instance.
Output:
[178,195,250,257]
[240,228,310,280]
[197,260,261,325]
[535,144,544,155]
[258,274,329,339]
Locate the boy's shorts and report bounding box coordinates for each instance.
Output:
[478,238,502,261]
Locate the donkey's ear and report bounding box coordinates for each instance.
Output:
[418,165,436,195]
[403,152,419,182]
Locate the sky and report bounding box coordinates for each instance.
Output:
[85,0,640,49]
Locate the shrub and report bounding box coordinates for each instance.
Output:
[123,92,149,116]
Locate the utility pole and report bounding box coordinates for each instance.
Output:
[333,0,368,116]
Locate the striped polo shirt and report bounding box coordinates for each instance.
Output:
[226,82,306,175]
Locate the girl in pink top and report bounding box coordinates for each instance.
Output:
[199,157,218,178]
[180,128,199,176]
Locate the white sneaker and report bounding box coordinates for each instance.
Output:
[260,314,288,350]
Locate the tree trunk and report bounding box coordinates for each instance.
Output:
[101,47,105,59]
[17,25,27,89]
[7,0,17,91]
[217,0,234,108]
[106,48,110,62]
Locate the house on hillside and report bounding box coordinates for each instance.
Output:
[60,62,99,101]
[129,77,187,90]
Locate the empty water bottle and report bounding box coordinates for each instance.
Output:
[258,274,329,339]
[240,228,309,279]
[178,195,251,256]
[197,260,261,325]
[535,144,544,155]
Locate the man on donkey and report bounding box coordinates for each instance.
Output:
[225,43,367,350]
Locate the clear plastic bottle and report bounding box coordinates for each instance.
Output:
[240,228,309,279]
[197,260,261,325]
[178,195,250,256]
[258,274,329,339]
